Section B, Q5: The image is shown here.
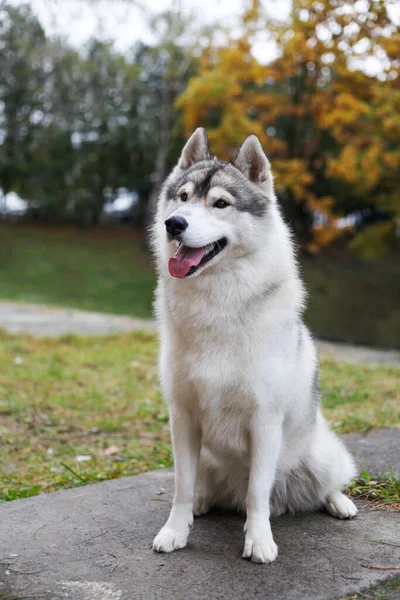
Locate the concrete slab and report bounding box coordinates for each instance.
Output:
[0,459,399,600]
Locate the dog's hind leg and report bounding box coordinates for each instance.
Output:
[283,418,358,518]
[318,425,358,519]
[325,491,358,519]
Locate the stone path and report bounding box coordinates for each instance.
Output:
[1,301,399,366]
[344,429,400,477]
[0,301,156,337]
[0,431,399,600]
[315,339,400,367]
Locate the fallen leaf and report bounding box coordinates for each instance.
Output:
[100,445,120,457]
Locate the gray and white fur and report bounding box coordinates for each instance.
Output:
[151,128,357,564]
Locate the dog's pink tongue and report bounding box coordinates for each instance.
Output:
[169,244,207,278]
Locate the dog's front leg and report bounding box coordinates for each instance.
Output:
[243,412,283,564]
[153,406,200,553]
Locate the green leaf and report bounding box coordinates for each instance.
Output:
[361,470,370,483]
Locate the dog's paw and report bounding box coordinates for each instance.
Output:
[153,526,189,553]
[193,495,212,516]
[325,492,358,519]
[242,526,278,564]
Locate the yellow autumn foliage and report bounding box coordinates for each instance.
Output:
[177,0,400,254]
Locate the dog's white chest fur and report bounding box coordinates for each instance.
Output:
[171,313,255,459]
[189,353,253,460]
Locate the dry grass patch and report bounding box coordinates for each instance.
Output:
[0,329,399,501]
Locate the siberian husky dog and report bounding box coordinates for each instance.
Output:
[151,128,357,564]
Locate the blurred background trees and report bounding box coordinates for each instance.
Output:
[0,0,195,224]
[178,0,400,254]
[0,0,398,253]
[0,0,399,346]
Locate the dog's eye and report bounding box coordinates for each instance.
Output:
[213,199,229,209]
[180,192,188,202]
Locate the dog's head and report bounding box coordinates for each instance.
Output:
[158,128,275,279]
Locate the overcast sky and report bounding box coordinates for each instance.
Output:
[16,0,288,62]
[13,1,400,74]
[26,0,269,49]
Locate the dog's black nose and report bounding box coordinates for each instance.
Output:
[165,216,188,238]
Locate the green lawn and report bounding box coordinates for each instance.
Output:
[0,224,156,318]
[1,224,399,347]
[302,245,400,349]
[0,328,399,503]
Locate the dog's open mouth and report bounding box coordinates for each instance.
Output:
[168,238,227,278]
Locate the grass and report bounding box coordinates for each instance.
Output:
[1,224,399,347]
[348,471,400,510]
[0,223,156,319]
[320,360,400,433]
[342,575,400,600]
[0,328,170,501]
[0,329,399,502]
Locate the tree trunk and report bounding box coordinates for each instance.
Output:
[144,78,172,249]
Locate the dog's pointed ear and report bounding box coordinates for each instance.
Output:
[233,135,272,189]
[177,128,210,170]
